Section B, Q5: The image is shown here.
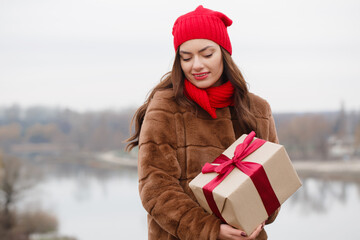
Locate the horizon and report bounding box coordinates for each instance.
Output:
[0,102,354,115]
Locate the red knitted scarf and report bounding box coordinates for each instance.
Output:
[184,79,235,119]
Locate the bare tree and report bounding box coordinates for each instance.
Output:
[0,154,40,239]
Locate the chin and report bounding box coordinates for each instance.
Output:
[190,79,217,89]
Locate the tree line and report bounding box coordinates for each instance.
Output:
[0,104,359,161]
[0,106,132,154]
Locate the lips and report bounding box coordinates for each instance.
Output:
[193,72,209,80]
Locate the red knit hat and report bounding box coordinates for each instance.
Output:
[172,5,233,55]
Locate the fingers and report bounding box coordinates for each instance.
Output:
[219,222,265,240]
[248,222,265,240]
[218,224,248,240]
[225,225,246,237]
[229,229,247,238]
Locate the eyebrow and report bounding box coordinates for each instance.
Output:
[179,46,214,55]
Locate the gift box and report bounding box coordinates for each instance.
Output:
[189,131,302,235]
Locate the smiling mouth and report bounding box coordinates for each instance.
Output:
[194,73,207,77]
[193,72,209,80]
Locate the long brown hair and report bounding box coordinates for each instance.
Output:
[125,47,257,151]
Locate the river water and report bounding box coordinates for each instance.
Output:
[21,166,359,240]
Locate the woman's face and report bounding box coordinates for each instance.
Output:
[179,39,224,89]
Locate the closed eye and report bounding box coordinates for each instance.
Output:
[204,53,213,58]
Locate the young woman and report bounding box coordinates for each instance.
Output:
[127,5,279,240]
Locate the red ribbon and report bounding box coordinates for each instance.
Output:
[201,131,280,223]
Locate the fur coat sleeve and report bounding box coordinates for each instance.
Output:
[138,92,222,240]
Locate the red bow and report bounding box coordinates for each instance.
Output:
[201,131,280,223]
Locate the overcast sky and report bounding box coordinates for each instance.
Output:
[1,0,359,113]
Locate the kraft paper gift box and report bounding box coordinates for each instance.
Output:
[189,131,302,235]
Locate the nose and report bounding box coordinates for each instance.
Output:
[192,56,204,71]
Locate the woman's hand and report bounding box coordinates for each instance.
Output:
[218,222,265,240]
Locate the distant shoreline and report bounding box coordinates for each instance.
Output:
[96,152,360,182]
[293,160,360,182]
[96,151,138,168]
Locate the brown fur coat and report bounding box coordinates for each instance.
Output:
[138,89,279,240]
